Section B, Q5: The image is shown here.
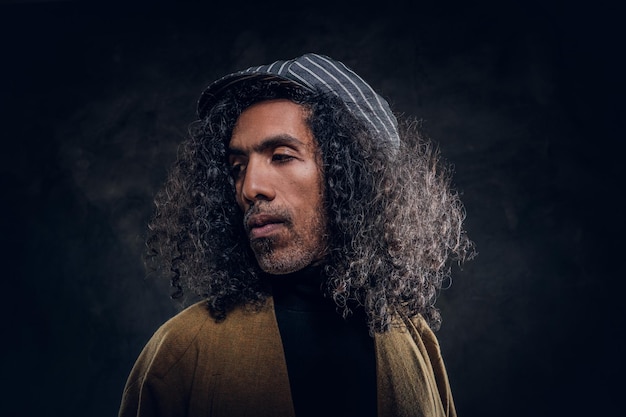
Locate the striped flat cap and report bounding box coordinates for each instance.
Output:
[197,53,399,144]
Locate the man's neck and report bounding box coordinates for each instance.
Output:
[268,264,331,312]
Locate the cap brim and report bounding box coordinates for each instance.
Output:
[196,73,308,119]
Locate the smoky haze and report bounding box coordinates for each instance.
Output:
[1,1,622,416]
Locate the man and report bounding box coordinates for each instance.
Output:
[119,53,474,417]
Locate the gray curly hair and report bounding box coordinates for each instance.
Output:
[145,79,475,333]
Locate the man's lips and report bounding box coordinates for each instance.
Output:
[249,222,284,239]
[245,214,286,239]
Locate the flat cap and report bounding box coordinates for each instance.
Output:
[197,53,399,144]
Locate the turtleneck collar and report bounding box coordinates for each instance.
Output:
[268,264,336,313]
[267,264,377,417]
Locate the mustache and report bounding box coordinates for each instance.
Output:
[243,204,293,234]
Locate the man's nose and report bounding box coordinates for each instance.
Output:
[240,158,276,205]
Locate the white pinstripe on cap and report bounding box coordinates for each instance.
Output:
[197,53,399,145]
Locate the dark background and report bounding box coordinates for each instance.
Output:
[1,0,623,416]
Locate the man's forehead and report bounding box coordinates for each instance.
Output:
[228,99,316,151]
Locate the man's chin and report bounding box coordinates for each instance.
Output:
[251,235,326,275]
[255,254,307,275]
[253,246,312,275]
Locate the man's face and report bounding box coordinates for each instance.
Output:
[228,99,327,275]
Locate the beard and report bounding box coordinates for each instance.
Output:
[251,235,322,274]
[245,204,327,275]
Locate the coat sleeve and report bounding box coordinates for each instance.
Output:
[376,314,457,417]
[118,328,192,417]
[118,303,212,417]
[118,300,296,417]
[406,315,457,417]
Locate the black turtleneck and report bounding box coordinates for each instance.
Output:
[270,266,377,417]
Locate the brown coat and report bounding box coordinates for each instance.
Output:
[119,298,456,417]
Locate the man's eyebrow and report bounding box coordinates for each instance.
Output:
[228,134,306,155]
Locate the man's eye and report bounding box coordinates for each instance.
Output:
[230,164,245,177]
[272,154,294,162]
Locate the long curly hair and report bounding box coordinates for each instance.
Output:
[145,79,475,333]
